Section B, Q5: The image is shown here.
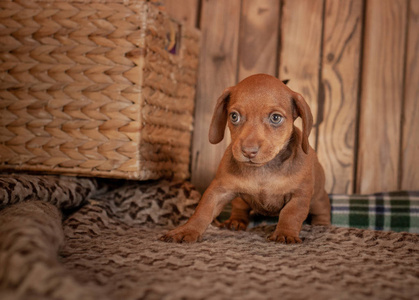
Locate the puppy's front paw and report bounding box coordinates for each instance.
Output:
[268,230,302,244]
[159,227,202,243]
[220,218,248,231]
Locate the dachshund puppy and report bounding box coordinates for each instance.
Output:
[160,74,331,244]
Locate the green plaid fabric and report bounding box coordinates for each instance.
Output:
[330,191,419,233]
[217,191,419,233]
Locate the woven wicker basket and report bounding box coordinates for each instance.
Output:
[0,0,200,180]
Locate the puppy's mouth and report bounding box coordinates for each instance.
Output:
[236,157,268,167]
[243,160,264,167]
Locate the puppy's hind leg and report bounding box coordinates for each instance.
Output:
[309,190,331,226]
[220,197,251,231]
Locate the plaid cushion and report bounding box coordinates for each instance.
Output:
[331,191,419,233]
[217,191,419,233]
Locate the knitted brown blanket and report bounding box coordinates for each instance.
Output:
[0,175,418,300]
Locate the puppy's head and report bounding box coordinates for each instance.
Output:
[209,74,313,166]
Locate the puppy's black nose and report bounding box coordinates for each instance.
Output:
[242,146,259,159]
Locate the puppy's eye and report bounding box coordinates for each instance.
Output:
[230,111,241,124]
[269,113,283,125]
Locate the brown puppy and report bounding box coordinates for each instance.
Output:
[160,74,331,244]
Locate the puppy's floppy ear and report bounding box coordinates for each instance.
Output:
[292,92,313,154]
[208,88,232,144]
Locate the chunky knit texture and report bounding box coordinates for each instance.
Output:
[0,174,418,300]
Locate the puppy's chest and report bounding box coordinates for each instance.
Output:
[239,190,292,216]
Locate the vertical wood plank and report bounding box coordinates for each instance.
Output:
[278,0,324,147]
[357,0,407,194]
[164,0,199,28]
[317,0,363,194]
[191,0,241,192]
[401,0,419,190]
[238,0,280,80]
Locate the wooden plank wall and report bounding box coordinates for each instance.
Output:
[165,0,419,195]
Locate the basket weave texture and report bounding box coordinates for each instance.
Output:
[0,0,200,180]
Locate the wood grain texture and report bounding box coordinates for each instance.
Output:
[317,0,363,194]
[401,0,419,190]
[164,0,199,28]
[278,0,324,147]
[238,0,280,80]
[191,0,241,192]
[357,0,407,193]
